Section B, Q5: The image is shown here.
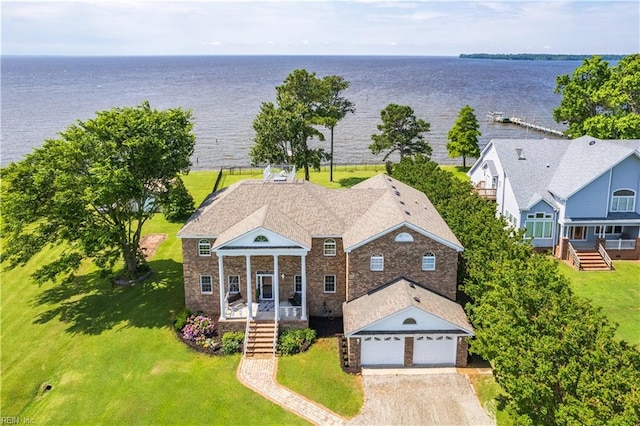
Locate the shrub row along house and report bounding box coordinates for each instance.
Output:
[178,169,473,367]
[469,135,640,270]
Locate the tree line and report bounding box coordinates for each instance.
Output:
[391,156,640,425]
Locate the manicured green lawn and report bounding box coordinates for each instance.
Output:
[277,337,364,417]
[439,165,471,181]
[0,220,306,424]
[557,260,640,348]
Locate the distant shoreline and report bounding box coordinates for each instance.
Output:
[459,53,627,61]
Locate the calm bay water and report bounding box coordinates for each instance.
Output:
[1,56,581,169]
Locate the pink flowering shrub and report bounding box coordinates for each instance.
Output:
[181,315,216,346]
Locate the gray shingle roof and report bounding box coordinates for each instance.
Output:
[178,174,463,252]
[343,278,473,335]
[490,136,640,209]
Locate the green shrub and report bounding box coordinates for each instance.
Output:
[277,328,317,356]
[161,176,195,222]
[174,309,192,331]
[221,331,245,355]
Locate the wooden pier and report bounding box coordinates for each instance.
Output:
[487,112,566,138]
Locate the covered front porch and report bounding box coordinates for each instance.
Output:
[556,218,640,266]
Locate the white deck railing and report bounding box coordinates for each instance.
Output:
[279,304,302,319]
[605,239,636,250]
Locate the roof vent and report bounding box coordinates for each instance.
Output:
[399,200,405,205]
[405,210,411,215]
[391,185,396,189]
[589,140,596,146]
[546,163,550,168]
[394,190,400,196]
[516,148,526,160]
[413,296,421,303]
[409,282,415,288]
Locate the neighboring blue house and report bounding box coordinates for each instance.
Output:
[468,135,640,269]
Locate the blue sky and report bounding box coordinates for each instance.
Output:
[2,1,639,56]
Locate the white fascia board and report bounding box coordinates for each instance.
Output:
[468,140,495,176]
[346,306,474,337]
[177,234,218,239]
[214,226,311,251]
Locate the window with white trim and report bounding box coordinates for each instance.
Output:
[422,252,436,271]
[503,210,517,228]
[293,275,302,294]
[198,239,211,256]
[394,232,414,243]
[324,239,336,256]
[524,212,553,239]
[200,275,213,294]
[370,253,384,271]
[611,189,635,212]
[595,225,623,235]
[324,275,336,293]
[228,275,240,293]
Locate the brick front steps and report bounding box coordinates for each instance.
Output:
[577,251,612,271]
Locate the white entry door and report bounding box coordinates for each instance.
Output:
[361,335,404,366]
[413,335,457,366]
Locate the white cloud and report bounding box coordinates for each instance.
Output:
[1,1,638,55]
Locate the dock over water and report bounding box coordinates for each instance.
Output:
[487,112,566,138]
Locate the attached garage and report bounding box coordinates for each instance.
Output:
[361,335,404,366]
[413,335,457,366]
[343,279,473,368]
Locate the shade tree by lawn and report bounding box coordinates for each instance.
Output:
[250,69,355,181]
[369,103,431,162]
[1,101,196,283]
[446,105,481,168]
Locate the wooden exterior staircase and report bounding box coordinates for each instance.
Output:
[244,320,277,357]
[576,250,612,271]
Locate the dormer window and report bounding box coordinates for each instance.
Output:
[254,235,269,243]
[324,239,337,256]
[198,239,211,256]
[611,189,635,212]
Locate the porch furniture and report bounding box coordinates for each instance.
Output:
[288,293,302,306]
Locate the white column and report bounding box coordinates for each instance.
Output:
[218,254,226,320]
[273,254,280,321]
[301,254,307,320]
[246,255,252,320]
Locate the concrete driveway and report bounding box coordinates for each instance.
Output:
[348,368,495,426]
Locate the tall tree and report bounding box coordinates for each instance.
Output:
[251,69,353,181]
[316,76,355,182]
[369,104,431,162]
[446,105,481,168]
[1,102,196,283]
[554,54,640,138]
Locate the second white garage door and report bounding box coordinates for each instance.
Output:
[413,335,457,365]
[361,335,404,366]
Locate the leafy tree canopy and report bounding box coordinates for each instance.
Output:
[369,103,431,162]
[392,155,640,425]
[446,105,481,167]
[1,102,196,283]
[554,54,640,138]
[250,69,354,180]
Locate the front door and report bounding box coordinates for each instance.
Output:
[257,273,273,300]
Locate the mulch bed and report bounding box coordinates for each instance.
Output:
[174,328,222,356]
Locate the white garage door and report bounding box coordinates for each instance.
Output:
[413,335,457,366]
[361,335,404,366]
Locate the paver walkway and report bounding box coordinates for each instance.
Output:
[238,356,345,425]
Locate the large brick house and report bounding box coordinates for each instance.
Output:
[178,170,473,367]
